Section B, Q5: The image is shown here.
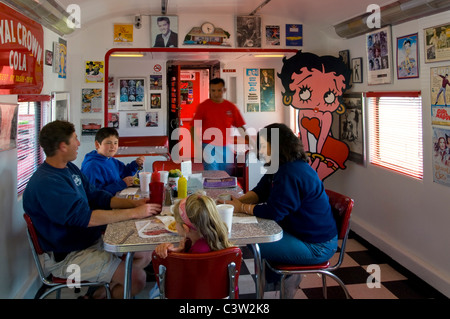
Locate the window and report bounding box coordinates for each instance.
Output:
[17,98,49,195]
[367,91,423,179]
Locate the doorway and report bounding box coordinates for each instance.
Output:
[166,60,220,162]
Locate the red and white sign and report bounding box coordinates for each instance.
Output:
[0,2,44,94]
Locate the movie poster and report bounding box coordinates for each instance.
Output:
[432,126,450,187]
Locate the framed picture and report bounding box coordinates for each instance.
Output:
[340,93,365,165]
[51,91,70,121]
[265,25,280,46]
[151,16,178,48]
[85,61,104,83]
[397,33,419,79]
[366,26,393,85]
[0,103,18,152]
[285,24,302,46]
[424,23,450,63]
[351,58,363,83]
[113,24,133,45]
[431,65,450,126]
[236,16,261,47]
[118,78,146,110]
[150,93,161,109]
[45,50,53,66]
[339,50,350,68]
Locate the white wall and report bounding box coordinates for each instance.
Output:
[323,11,450,297]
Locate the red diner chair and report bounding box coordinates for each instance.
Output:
[23,214,111,299]
[151,246,242,299]
[264,189,354,299]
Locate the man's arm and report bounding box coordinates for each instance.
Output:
[88,200,161,227]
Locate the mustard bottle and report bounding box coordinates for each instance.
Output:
[178,175,187,199]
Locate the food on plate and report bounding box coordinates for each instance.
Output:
[168,221,177,232]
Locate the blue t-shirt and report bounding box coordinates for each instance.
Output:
[23,161,113,253]
[81,150,139,195]
[252,160,337,243]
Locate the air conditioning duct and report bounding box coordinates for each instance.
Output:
[334,0,450,39]
[1,0,75,35]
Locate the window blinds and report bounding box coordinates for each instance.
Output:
[367,91,423,179]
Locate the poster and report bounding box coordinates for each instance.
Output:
[0,103,18,151]
[151,16,178,48]
[366,26,393,85]
[146,112,159,127]
[81,88,102,113]
[265,25,280,46]
[85,61,104,83]
[151,93,161,109]
[150,75,163,90]
[260,69,275,112]
[432,126,450,187]
[81,119,102,136]
[55,38,67,79]
[126,113,139,127]
[431,65,450,126]
[244,68,260,112]
[396,33,419,79]
[340,93,365,165]
[286,24,302,46]
[113,24,133,45]
[108,112,119,129]
[424,23,450,63]
[0,2,44,94]
[119,78,145,110]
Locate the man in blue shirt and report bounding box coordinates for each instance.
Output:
[23,120,161,299]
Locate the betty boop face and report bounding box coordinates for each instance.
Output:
[289,67,346,113]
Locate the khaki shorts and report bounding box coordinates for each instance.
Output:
[43,239,122,283]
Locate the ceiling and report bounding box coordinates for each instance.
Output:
[54,0,397,33]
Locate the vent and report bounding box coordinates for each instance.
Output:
[334,0,450,39]
[1,0,75,35]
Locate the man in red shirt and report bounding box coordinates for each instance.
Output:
[192,78,248,174]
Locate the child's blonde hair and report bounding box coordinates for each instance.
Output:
[173,193,233,251]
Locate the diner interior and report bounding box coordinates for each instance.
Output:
[1,0,450,300]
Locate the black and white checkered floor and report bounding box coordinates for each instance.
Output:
[235,232,446,299]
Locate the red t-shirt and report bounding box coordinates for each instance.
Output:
[193,99,246,146]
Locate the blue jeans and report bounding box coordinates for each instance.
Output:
[257,232,338,283]
[202,143,235,174]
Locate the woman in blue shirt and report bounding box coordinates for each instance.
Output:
[227,123,338,295]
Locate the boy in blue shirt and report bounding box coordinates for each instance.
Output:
[81,127,145,195]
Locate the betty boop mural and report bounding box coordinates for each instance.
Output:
[279,51,352,181]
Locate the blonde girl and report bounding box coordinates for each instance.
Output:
[155,193,233,258]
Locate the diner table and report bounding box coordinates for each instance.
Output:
[103,170,283,299]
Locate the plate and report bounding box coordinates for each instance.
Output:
[156,215,178,233]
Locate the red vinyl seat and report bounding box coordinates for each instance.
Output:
[23,213,111,299]
[152,246,242,299]
[264,189,354,299]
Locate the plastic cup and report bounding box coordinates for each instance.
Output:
[139,172,151,194]
[217,204,234,235]
[218,193,231,203]
[159,171,169,185]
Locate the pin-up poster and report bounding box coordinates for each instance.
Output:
[432,126,450,187]
[431,65,450,126]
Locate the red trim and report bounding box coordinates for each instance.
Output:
[366,91,421,98]
[18,94,51,102]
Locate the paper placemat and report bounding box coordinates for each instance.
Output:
[232,216,258,224]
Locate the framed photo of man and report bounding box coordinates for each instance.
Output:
[236,16,261,48]
[151,16,178,48]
